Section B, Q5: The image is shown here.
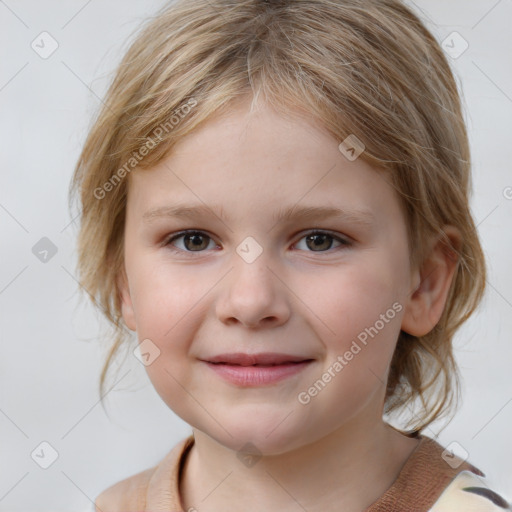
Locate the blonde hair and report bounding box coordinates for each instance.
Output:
[69,0,487,433]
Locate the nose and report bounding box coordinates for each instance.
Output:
[215,249,291,329]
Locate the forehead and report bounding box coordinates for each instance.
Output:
[126,100,404,230]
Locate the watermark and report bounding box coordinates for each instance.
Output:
[31,441,59,469]
[338,134,365,161]
[93,97,197,200]
[441,441,469,469]
[236,236,263,264]
[237,441,263,468]
[32,237,58,263]
[441,31,469,60]
[297,301,403,405]
[31,31,59,59]
[133,338,161,366]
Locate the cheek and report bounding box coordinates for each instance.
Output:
[298,265,405,421]
[129,257,202,334]
[127,258,209,357]
[127,262,207,414]
[307,260,403,345]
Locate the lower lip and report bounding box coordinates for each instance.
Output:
[203,361,312,386]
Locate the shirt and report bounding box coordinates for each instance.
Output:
[93,433,510,511]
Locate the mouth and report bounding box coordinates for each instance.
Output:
[201,352,314,366]
[210,362,311,367]
[199,353,315,386]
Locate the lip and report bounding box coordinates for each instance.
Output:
[202,352,312,366]
[200,353,314,387]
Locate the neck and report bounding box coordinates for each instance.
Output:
[180,415,420,512]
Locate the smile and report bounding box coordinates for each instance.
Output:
[202,360,313,386]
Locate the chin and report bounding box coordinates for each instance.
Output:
[198,417,310,456]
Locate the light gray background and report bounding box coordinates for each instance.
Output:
[0,1,511,510]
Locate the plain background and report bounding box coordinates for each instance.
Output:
[0,0,511,510]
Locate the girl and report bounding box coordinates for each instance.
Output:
[70,0,510,510]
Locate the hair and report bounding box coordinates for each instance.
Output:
[69,0,487,434]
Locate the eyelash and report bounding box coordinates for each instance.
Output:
[163,229,352,255]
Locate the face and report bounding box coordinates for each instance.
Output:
[119,98,417,455]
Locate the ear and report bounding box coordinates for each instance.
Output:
[116,267,137,332]
[401,226,461,337]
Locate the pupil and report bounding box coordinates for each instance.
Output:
[308,234,330,251]
[188,234,206,250]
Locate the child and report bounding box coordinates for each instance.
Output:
[70,0,510,510]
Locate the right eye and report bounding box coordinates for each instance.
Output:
[164,230,218,253]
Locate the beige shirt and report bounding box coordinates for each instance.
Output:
[95,433,510,511]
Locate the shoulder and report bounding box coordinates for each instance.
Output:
[429,470,511,512]
[93,435,194,512]
[94,467,155,512]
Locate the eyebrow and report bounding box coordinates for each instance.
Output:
[142,203,375,228]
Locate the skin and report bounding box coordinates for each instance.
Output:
[116,97,461,512]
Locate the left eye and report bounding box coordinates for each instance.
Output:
[294,231,350,252]
[164,230,350,253]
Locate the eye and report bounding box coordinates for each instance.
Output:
[164,229,351,254]
[293,230,351,252]
[165,230,218,252]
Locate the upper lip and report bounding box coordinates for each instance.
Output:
[201,352,313,366]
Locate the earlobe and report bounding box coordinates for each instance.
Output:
[401,226,461,337]
[117,268,137,332]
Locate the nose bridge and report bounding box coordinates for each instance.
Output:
[215,236,290,328]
